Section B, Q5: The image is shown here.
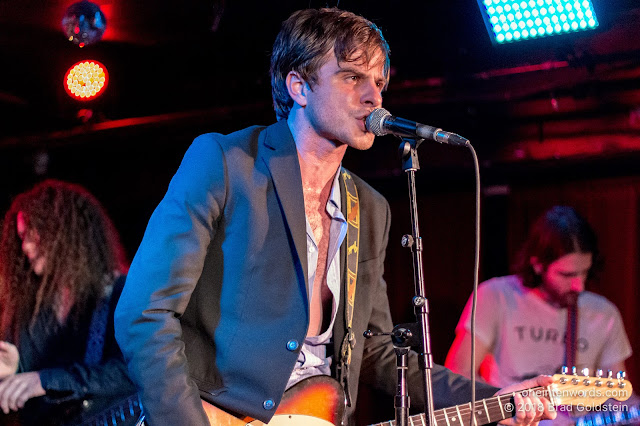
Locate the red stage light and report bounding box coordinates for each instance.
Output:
[64,60,108,101]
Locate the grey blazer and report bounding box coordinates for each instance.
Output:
[114,119,497,425]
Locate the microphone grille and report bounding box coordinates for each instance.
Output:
[365,108,391,136]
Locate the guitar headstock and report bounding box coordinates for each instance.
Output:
[550,367,633,408]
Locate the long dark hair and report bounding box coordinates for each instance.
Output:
[0,179,127,342]
[513,206,600,288]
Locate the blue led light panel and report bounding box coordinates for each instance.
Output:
[479,0,599,44]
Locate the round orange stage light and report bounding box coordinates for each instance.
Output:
[64,60,108,101]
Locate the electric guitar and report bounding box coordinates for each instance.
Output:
[195,372,633,426]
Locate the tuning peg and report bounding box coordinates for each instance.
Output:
[558,366,569,384]
[617,371,627,389]
[581,367,590,376]
[607,370,615,388]
[571,367,580,384]
[595,369,604,386]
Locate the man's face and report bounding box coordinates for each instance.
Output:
[301,49,386,150]
[535,252,593,307]
[16,211,46,276]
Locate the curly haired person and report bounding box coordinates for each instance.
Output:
[0,179,136,425]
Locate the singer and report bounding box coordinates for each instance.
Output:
[114,7,556,426]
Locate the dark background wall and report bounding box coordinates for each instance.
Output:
[1,0,639,423]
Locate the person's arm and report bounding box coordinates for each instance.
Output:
[0,358,134,415]
[0,342,19,380]
[36,358,134,402]
[115,134,228,426]
[445,278,500,383]
[445,329,491,379]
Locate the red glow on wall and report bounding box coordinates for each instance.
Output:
[64,60,109,101]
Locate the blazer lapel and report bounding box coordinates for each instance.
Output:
[259,120,309,294]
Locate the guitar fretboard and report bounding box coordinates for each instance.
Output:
[370,386,547,426]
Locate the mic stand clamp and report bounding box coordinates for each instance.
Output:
[364,324,421,426]
[399,137,423,171]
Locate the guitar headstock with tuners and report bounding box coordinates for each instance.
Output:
[549,367,633,408]
[370,367,634,426]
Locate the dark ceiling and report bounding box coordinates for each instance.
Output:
[1,0,640,169]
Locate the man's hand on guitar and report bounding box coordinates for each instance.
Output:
[497,375,557,426]
[0,341,19,380]
[0,371,45,414]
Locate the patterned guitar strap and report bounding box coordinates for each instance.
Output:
[337,167,359,410]
[565,296,579,369]
[561,295,579,417]
[84,274,116,366]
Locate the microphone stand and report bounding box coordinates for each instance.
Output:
[397,136,435,426]
[363,136,442,426]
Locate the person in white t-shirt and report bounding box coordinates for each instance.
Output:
[445,205,632,388]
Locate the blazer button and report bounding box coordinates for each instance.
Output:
[263,399,275,410]
[286,339,299,351]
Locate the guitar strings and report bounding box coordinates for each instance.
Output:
[372,381,617,426]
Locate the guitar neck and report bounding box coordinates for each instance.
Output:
[370,386,546,426]
[370,371,634,426]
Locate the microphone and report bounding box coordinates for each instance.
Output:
[365,108,469,146]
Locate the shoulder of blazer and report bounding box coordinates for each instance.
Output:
[195,121,295,157]
[196,125,266,150]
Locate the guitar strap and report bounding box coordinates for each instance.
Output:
[84,274,117,365]
[337,167,360,409]
[565,299,578,368]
